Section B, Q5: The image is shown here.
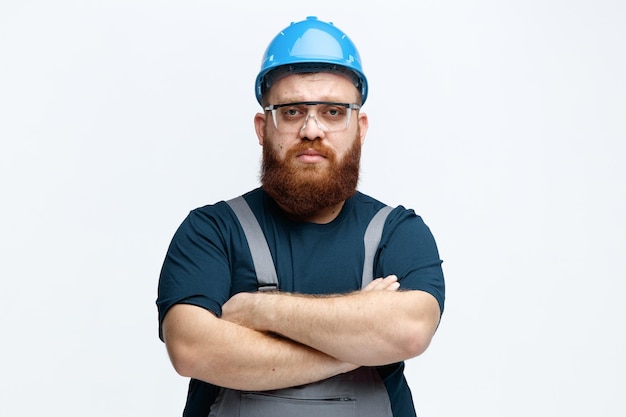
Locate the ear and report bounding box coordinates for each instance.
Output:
[357,112,368,145]
[254,112,267,146]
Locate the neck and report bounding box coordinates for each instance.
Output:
[278,200,346,224]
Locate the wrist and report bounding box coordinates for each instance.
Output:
[254,292,286,333]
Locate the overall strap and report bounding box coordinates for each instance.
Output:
[226,196,278,291]
[227,196,392,291]
[361,205,393,288]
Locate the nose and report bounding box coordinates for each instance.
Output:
[299,114,326,140]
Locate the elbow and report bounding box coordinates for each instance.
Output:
[161,304,220,380]
[165,340,201,378]
[400,294,441,359]
[166,339,198,378]
[171,357,195,379]
[404,333,431,358]
[365,326,432,366]
[400,322,436,359]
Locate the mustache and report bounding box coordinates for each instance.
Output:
[286,140,332,158]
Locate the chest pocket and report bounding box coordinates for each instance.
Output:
[210,196,394,417]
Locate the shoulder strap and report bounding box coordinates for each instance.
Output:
[361,205,393,288]
[226,196,278,291]
[227,196,393,291]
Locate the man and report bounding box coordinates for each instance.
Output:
[157,16,445,417]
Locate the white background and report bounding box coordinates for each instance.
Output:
[1,1,624,416]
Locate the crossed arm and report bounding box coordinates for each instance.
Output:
[162,275,440,391]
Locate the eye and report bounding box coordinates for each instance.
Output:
[321,105,346,119]
[281,106,305,119]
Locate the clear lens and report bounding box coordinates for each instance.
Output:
[265,102,360,133]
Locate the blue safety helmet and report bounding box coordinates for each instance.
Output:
[255,16,368,106]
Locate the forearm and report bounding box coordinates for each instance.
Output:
[229,289,440,366]
[162,304,357,391]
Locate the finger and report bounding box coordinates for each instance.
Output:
[362,275,399,291]
[362,277,384,292]
[379,275,399,291]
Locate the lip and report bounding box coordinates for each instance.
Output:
[297,149,326,157]
[296,148,327,163]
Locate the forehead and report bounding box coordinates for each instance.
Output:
[266,72,360,103]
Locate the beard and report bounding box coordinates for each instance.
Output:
[261,133,362,219]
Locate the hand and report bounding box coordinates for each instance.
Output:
[361,275,400,292]
[221,291,258,328]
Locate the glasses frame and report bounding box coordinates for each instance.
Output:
[263,101,361,133]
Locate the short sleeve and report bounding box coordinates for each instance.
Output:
[376,207,445,315]
[156,207,233,341]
